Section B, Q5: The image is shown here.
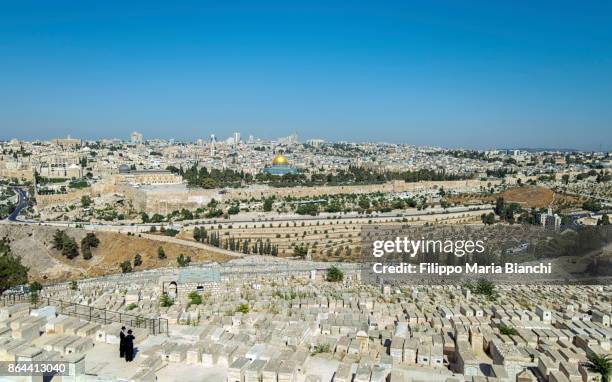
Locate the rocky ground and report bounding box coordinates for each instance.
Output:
[0,223,232,283]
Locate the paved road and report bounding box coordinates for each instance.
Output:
[7,187,28,222]
[6,203,493,230]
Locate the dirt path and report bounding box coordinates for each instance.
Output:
[139,233,244,258]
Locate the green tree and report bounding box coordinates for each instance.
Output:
[133,254,142,267]
[587,353,611,382]
[326,266,344,282]
[598,214,610,226]
[177,254,191,267]
[205,208,223,218]
[293,244,308,259]
[52,229,66,250]
[120,260,132,273]
[29,291,40,305]
[296,203,318,216]
[481,212,495,225]
[583,200,602,212]
[0,241,29,293]
[561,174,570,184]
[163,228,180,237]
[29,281,43,293]
[358,197,370,210]
[263,197,273,212]
[81,245,92,260]
[81,233,100,248]
[28,281,43,305]
[62,236,79,259]
[193,227,207,242]
[81,233,99,260]
[140,212,150,223]
[150,213,165,223]
[228,204,240,215]
[52,230,79,259]
[80,195,92,208]
[494,197,505,216]
[157,246,167,259]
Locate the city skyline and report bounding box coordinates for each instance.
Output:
[2,131,605,153]
[1,1,611,150]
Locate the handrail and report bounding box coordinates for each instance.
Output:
[1,293,168,336]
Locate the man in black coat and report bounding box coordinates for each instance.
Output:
[124,329,136,362]
[119,326,126,358]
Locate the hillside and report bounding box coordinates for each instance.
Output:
[0,224,232,283]
[501,186,585,210]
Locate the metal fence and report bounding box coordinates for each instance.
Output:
[34,297,169,335]
[1,294,168,335]
[0,293,28,307]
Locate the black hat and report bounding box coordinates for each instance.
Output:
[127,329,133,334]
[121,326,126,330]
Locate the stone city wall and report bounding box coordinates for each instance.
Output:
[0,168,35,181]
[34,181,138,208]
[120,179,506,214]
[33,178,505,213]
[223,179,505,201]
[131,188,219,215]
[35,187,93,208]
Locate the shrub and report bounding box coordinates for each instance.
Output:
[326,266,343,282]
[473,278,497,300]
[159,294,174,307]
[81,195,92,208]
[120,260,132,273]
[312,343,331,354]
[499,324,518,336]
[236,304,249,314]
[177,254,191,267]
[188,291,202,306]
[163,228,180,237]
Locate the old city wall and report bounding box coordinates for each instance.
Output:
[0,168,35,182]
[223,179,504,201]
[35,178,505,212]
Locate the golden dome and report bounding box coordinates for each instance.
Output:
[272,154,289,166]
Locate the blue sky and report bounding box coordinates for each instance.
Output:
[0,1,611,150]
